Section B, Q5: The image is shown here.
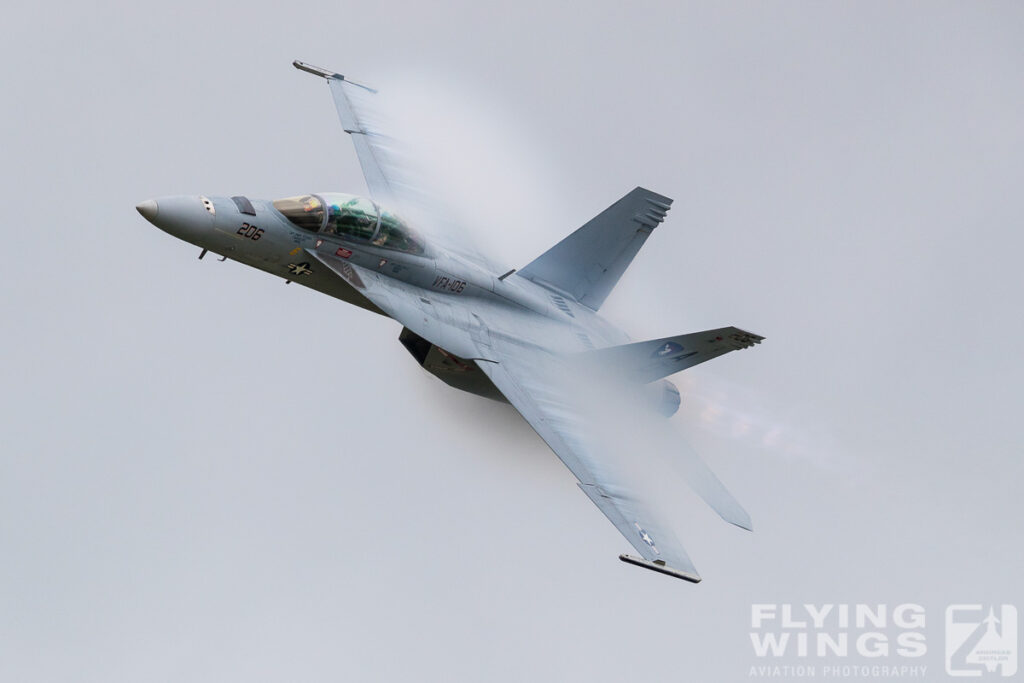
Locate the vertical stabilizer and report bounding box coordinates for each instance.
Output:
[517,187,672,310]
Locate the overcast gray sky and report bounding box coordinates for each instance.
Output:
[1,2,1022,681]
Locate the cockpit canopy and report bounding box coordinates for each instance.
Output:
[272,193,425,255]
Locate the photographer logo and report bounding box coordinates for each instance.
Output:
[945,605,1017,677]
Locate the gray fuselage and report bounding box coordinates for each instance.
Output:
[138,193,634,400]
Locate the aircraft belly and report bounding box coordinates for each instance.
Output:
[398,327,506,401]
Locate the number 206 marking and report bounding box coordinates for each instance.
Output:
[236,222,264,240]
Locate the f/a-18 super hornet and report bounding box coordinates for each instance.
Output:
[137,61,764,582]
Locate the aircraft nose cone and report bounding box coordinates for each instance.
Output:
[136,199,159,222]
[137,195,215,242]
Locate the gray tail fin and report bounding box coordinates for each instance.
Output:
[576,327,765,384]
[517,187,672,310]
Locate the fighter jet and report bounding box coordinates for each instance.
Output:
[136,60,764,582]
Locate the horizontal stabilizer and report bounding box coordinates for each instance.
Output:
[579,326,764,384]
[674,437,753,531]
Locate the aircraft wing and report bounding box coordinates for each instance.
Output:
[293,60,496,270]
[472,350,705,581]
[302,247,741,582]
[293,61,402,206]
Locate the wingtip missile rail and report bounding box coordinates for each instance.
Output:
[619,554,702,583]
[292,60,377,92]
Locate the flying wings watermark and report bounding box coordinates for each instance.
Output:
[745,603,1017,679]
